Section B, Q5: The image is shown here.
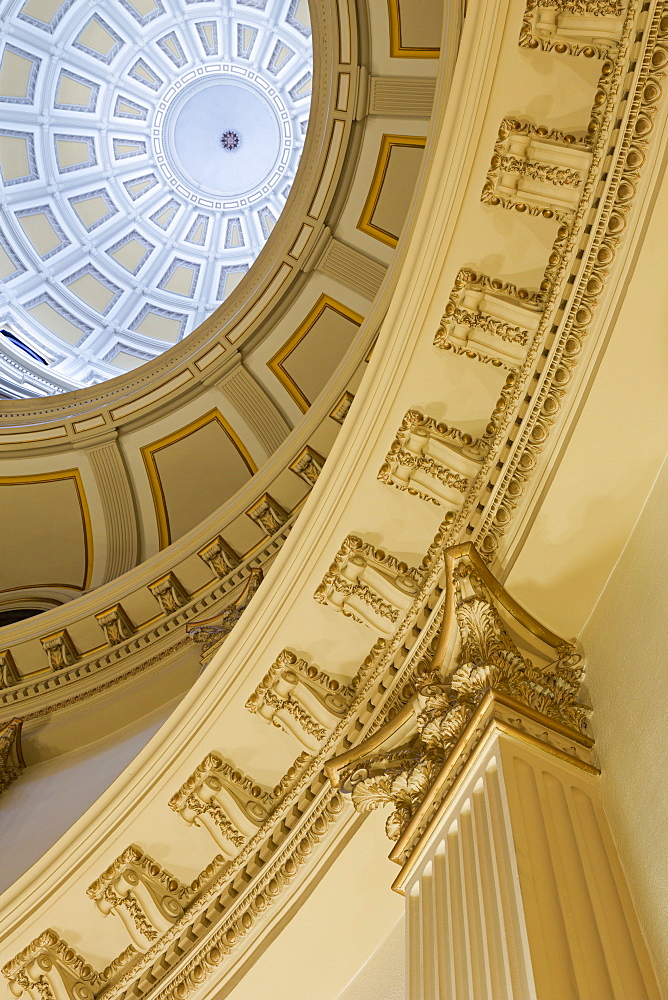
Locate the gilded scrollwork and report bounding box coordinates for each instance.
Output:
[0,718,25,794]
[169,750,274,854]
[330,545,587,843]
[187,569,263,656]
[435,268,545,368]
[245,650,354,750]
[314,535,423,634]
[520,0,626,58]
[481,119,592,221]
[87,845,190,951]
[378,409,486,508]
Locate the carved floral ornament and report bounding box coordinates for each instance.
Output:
[2,1,667,997]
[326,543,588,848]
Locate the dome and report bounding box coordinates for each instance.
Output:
[0,0,312,396]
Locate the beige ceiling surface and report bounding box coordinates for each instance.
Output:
[268,295,363,411]
[0,471,90,594]
[358,136,426,248]
[142,410,256,548]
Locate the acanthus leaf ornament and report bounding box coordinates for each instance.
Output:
[327,543,588,842]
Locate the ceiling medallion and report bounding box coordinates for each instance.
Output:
[221,131,240,151]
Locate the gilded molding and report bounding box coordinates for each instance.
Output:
[288,445,325,487]
[187,569,263,657]
[2,929,105,1000]
[245,493,288,535]
[95,605,135,646]
[435,268,545,368]
[327,543,587,843]
[519,0,626,58]
[481,118,592,221]
[87,847,190,952]
[475,1,665,560]
[169,752,274,855]
[147,573,189,614]
[0,649,20,689]
[378,408,487,508]
[314,535,422,633]
[40,630,78,671]
[246,650,354,750]
[0,717,25,794]
[329,390,354,424]
[197,536,239,579]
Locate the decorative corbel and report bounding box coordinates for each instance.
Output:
[519,0,626,58]
[197,536,240,579]
[0,649,20,689]
[289,446,326,487]
[314,536,422,635]
[169,752,275,857]
[378,409,487,508]
[245,650,354,751]
[482,119,592,221]
[187,569,263,659]
[147,573,189,615]
[326,541,587,845]
[435,268,544,367]
[95,605,135,646]
[40,630,78,671]
[330,390,354,424]
[1,930,103,1000]
[245,494,288,535]
[86,846,191,952]
[0,718,25,794]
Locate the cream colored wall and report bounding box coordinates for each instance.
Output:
[581,457,668,987]
[0,697,179,894]
[335,916,405,1000]
[225,810,403,1000]
[504,162,668,638]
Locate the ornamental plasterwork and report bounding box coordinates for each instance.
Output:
[245,650,355,750]
[435,268,545,368]
[314,536,423,634]
[520,0,626,58]
[2,2,668,998]
[0,717,24,794]
[95,605,136,646]
[169,751,275,856]
[40,629,78,670]
[87,846,191,952]
[0,0,312,396]
[0,650,20,689]
[481,119,593,221]
[197,537,240,579]
[245,493,289,535]
[378,408,487,508]
[327,543,587,844]
[288,445,326,486]
[147,573,189,615]
[187,569,263,658]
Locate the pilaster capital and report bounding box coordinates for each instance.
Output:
[327,543,588,844]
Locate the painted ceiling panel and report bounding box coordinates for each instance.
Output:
[142,412,256,546]
[0,0,313,397]
[0,472,90,593]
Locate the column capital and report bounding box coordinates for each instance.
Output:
[327,542,588,846]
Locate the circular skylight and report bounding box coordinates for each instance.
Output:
[0,0,313,397]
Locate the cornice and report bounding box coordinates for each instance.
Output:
[1,1,667,998]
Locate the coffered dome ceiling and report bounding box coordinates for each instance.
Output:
[0,0,312,396]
